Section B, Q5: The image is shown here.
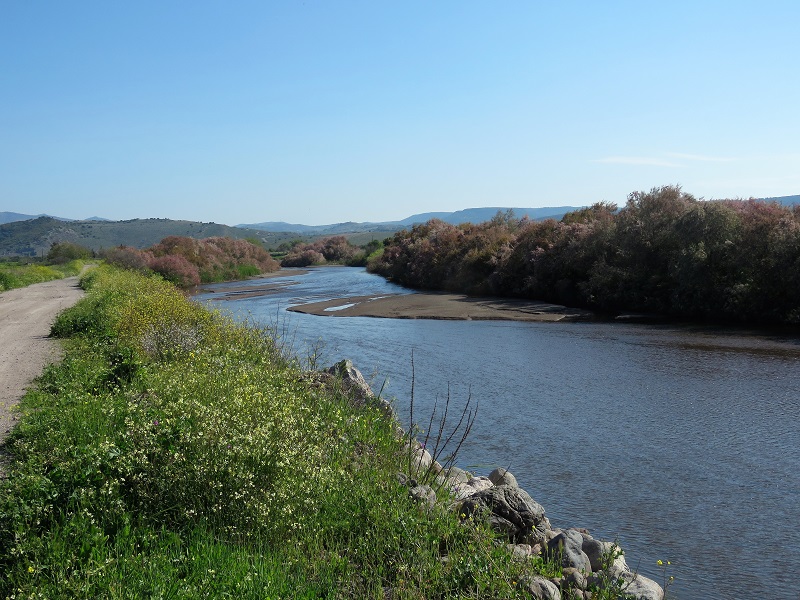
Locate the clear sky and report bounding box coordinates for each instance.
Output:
[2,1,798,226]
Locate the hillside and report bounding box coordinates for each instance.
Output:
[0,217,272,257]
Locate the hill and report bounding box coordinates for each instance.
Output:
[238,205,584,234]
[1,212,52,225]
[762,194,800,207]
[0,217,273,257]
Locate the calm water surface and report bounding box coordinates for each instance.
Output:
[195,267,800,599]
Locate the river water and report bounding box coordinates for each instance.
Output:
[195,266,800,599]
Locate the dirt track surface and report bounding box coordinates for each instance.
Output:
[0,277,84,467]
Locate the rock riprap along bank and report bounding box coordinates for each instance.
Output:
[317,360,664,600]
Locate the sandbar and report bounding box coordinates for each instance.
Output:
[287,292,594,322]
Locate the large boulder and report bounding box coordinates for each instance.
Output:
[580,534,625,573]
[616,571,664,600]
[457,484,549,544]
[546,529,592,573]
[488,467,518,487]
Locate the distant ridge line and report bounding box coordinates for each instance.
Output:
[3,194,798,233]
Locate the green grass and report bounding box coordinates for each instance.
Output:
[0,260,86,292]
[0,266,562,599]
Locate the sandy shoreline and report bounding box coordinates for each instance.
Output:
[195,268,594,322]
[287,292,594,322]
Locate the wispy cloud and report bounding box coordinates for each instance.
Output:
[592,156,681,167]
[666,152,736,162]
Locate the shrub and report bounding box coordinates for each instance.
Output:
[46,242,92,264]
[101,246,151,272]
[147,254,201,287]
[281,248,326,267]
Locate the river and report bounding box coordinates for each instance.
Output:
[194,266,800,599]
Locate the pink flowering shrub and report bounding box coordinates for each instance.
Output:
[147,254,201,287]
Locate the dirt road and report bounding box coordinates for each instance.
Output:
[0,277,84,469]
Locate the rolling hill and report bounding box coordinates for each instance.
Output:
[0,217,273,257]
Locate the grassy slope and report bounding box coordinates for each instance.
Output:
[0,266,562,599]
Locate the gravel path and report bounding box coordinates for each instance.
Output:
[0,277,84,475]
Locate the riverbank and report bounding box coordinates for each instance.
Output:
[3,265,639,598]
[195,269,595,321]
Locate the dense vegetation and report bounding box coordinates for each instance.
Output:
[370,186,800,325]
[0,266,573,598]
[103,236,280,286]
[280,236,382,268]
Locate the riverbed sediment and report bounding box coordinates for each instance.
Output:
[290,291,595,322]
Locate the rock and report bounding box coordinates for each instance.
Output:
[325,359,373,399]
[616,571,664,600]
[457,484,548,543]
[610,552,628,577]
[581,536,606,572]
[437,465,470,494]
[408,484,436,510]
[562,567,588,591]
[520,575,562,600]
[546,529,592,573]
[324,359,394,418]
[488,467,518,487]
[450,475,493,500]
[446,466,470,482]
[402,440,434,475]
[507,543,534,560]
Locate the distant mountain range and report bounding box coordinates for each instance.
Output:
[237,206,584,234]
[762,195,800,206]
[2,195,798,257]
[0,212,109,225]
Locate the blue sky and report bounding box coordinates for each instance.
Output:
[2,1,798,225]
